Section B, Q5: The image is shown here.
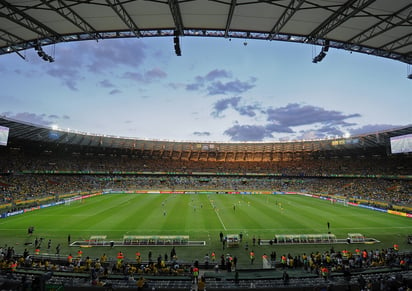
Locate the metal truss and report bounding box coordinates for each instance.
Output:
[0,0,410,64]
[307,0,376,40]
[0,0,61,41]
[348,4,412,44]
[224,0,237,38]
[267,0,306,40]
[168,0,184,36]
[41,0,100,41]
[106,0,141,37]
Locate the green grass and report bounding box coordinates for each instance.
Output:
[0,193,411,268]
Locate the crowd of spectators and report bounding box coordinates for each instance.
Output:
[0,243,410,290]
[0,149,410,176]
[0,150,411,212]
[0,174,410,213]
[0,149,410,289]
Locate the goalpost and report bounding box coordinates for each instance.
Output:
[64,195,82,206]
[332,198,349,206]
[330,197,348,206]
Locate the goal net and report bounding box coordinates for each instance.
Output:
[64,195,82,206]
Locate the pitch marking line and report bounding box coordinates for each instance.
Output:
[209,198,227,231]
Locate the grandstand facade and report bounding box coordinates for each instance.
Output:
[1,116,411,162]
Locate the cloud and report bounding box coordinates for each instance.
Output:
[186,82,203,91]
[2,112,54,126]
[211,96,261,118]
[121,72,142,82]
[316,124,345,137]
[188,70,231,90]
[168,82,185,90]
[145,68,167,80]
[266,103,361,127]
[349,124,402,136]
[206,78,256,95]
[295,123,404,140]
[38,39,149,90]
[46,67,83,91]
[204,69,232,81]
[236,104,261,117]
[211,97,241,117]
[99,79,115,88]
[2,112,71,127]
[224,124,273,141]
[121,68,167,83]
[265,123,294,133]
[13,68,38,78]
[186,75,207,91]
[42,43,90,91]
[264,103,362,139]
[98,79,121,94]
[217,102,367,141]
[193,131,211,137]
[86,39,147,73]
[297,130,321,140]
[109,89,122,95]
[296,126,344,140]
[185,69,254,95]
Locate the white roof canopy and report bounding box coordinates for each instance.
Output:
[0,0,411,64]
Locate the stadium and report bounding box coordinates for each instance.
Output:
[1,1,412,291]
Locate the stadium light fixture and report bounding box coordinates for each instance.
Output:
[173,30,181,56]
[34,42,55,63]
[312,40,329,64]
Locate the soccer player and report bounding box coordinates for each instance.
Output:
[249,250,255,264]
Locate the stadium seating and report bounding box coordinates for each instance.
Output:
[0,136,411,290]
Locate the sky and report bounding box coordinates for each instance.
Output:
[0,36,411,142]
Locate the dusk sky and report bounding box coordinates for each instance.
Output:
[1,37,411,142]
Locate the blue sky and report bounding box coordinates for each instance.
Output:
[1,37,411,142]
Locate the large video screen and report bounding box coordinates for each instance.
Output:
[390,134,412,154]
[0,126,9,146]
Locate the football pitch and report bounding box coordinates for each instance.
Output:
[0,193,410,268]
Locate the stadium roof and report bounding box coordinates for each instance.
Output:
[1,116,411,156]
[0,0,411,64]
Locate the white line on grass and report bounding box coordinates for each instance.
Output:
[208,197,227,231]
[215,210,227,231]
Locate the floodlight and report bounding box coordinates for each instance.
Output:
[312,41,329,63]
[323,40,330,52]
[312,51,326,63]
[34,44,55,62]
[174,36,181,56]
